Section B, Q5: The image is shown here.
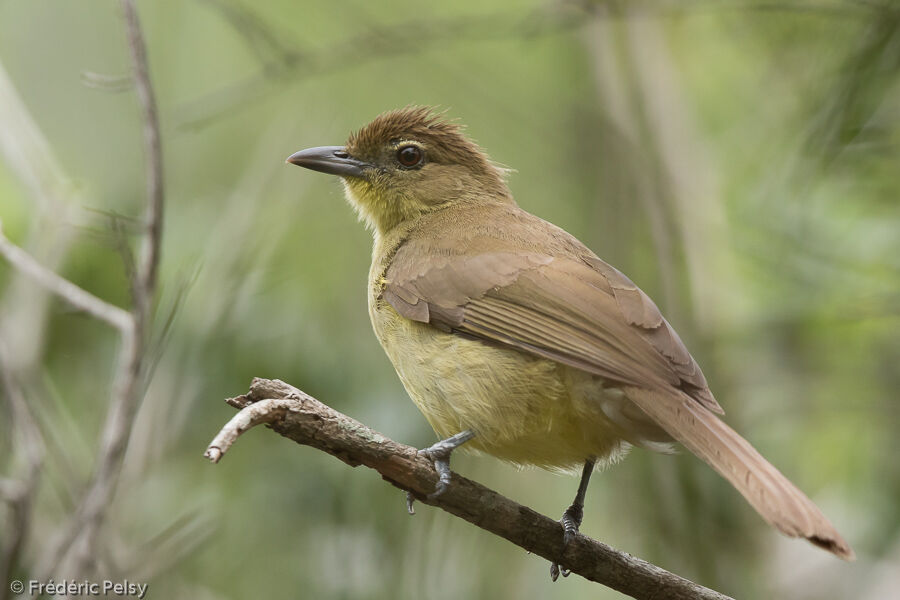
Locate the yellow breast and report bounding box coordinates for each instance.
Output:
[369,289,632,470]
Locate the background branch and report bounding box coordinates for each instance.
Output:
[176,0,875,131]
[206,378,734,600]
[0,225,131,331]
[176,2,588,129]
[38,0,166,576]
[0,340,45,600]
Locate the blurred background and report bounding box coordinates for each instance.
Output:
[1,0,899,598]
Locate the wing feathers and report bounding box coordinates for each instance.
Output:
[380,226,852,559]
[383,288,430,322]
[386,252,717,404]
[465,296,642,384]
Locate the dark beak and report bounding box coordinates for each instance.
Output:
[285,146,370,178]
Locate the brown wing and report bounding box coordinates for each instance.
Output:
[381,238,854,560]
[382,246,722,413]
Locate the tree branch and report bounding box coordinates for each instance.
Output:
[124,0,164,303]
[39,0,166,577]
[176,0,874,130]
[0,223,132,331]
[206,378,734,600]
[175,3,588,129]
[0,339,45,600]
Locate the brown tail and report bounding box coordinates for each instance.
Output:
[624,387,854,560]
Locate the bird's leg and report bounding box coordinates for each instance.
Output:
[550,458,596,582]
[406,430,475,513]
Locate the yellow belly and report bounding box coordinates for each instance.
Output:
[370,300,636,471]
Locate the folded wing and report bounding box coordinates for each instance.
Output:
[381,240,853,559]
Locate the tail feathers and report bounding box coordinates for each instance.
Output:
[624,387,854,560]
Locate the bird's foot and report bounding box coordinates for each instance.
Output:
[550,502,584,581]
[405,430,475,514]
[419,442,454,499]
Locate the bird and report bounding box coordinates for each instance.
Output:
[286,106,854,577]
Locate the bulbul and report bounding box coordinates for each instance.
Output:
[286,107,853,576]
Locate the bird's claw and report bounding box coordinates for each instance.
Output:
[404,431,475,515]
[561,504,583,545]
[419,446,453,499]
[550,503,584,581]
[406,446,452,514]
[549,562,571,581]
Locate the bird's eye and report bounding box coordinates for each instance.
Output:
[396,145,424,168]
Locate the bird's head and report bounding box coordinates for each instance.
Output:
[287,107,512,233]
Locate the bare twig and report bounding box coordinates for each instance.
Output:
[204,398,299,463]
[176,3,587,129]
[0,224,132,331]
[205,378,734,600]
[80,71,134,92]
[0,57,78,587]
[176,0,876,130]
[125,0,165,304]
[41,0,166,577]
[0,340,45,600]
[196,0,297,65]
[71,0,165,570]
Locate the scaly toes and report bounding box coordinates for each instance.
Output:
[417,447,454,498]
[562,521,578,547]
[551,505,583,581]
[408,432,475,510]
[560,504,583,546]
